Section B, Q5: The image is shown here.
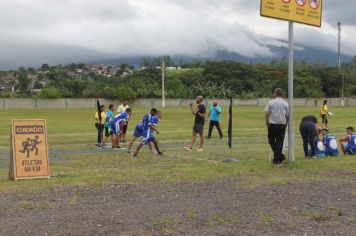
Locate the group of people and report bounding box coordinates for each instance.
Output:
[94,96,225,156]
[265,88,356,165]
[94,100,164,156]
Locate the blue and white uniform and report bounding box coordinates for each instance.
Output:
[152,116,160,128]
[110,112,129,135]
[325,134,339,156]
[308,137,325,158]
[133,122,144,138]
[343,134,356,155]
[142,113,155,145]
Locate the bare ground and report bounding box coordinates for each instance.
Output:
[1,178,355,236]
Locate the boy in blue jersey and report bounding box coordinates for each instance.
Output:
[133,108,163,157]
[127,122,144,153]
[323,129,339,156]
[98,104,115,149]
[127,110,162,153]
[308,137,325,158]
[339,127,356,155]
[110,108,132,150]
[150,110,162,154]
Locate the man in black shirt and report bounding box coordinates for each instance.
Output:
[299,115,319,159]
[184,96,206,152]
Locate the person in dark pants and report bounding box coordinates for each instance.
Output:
[95,105,106,146]
[265,88,289,164]
[207,99,223,139]
[184,96,206,152]
[300,115,319,159]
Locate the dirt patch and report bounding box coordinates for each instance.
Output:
[0,179,355,235]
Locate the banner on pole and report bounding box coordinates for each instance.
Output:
[260,0,322,27]
[10,119,50,180]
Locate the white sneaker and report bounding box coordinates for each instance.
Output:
[197,148,203,152]
[183,147,192,151]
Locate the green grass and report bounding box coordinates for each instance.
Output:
[0,106,356,192]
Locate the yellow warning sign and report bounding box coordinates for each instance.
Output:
[260,0,322,27]
[10,119,50,180]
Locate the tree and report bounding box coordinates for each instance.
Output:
[16,71,31,94]
[41,64,50,71]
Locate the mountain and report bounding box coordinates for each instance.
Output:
[91,44,352,68]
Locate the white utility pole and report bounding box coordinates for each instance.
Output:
[288,22,294,162]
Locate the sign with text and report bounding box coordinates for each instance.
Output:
[10,119,50,180]
[260,0,322,27]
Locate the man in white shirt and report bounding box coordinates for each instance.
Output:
[117,100,130,142]
[265,88,289,164]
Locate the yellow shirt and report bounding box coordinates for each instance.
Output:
[320,105,328,115]
[117,104,129,113]
[95,111,106,124]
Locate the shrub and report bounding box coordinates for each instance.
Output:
[37,87,61,99]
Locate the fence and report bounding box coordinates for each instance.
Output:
[0,98,355,109]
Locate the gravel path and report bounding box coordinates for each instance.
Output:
[0,179,355,235]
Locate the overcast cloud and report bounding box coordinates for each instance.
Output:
[0,0,355,69]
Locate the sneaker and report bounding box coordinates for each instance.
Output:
[312,156,318,159]
[112,147,121,151]
[97,146,103,150]
[183,147,192,151]
[133,154,137,157]
[197,148,203,152]
[278,154,286,164]
[126,150,131,154]
[157,151,164,155]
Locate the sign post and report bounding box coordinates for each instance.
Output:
[288,21,294,162]
[10,119,50,180]
[261,0,322,162]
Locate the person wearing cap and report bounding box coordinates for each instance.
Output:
[184,95,206,152]
[207,99,223,139]
[265,88,289,164]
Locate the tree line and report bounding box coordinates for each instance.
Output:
[1,58,356,99]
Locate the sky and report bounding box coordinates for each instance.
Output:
[0,0,355,69]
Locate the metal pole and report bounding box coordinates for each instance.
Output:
[288,22,294,162]
[161,57,166,108]
[338,20,344,106]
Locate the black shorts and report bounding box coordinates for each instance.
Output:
[193,123,204,135]
[105,127,113,137]
[122,122,128,134]
[321,115,328,124]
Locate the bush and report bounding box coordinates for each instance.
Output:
[37,87,61,99]
[0,91,11,98]
[82,85,103,98]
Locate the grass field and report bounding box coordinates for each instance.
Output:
[0,106,356,192]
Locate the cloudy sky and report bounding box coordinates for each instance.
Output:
[0,0,355,69]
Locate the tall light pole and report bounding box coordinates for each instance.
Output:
[161,56,166,108]
[338,20,344,106]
